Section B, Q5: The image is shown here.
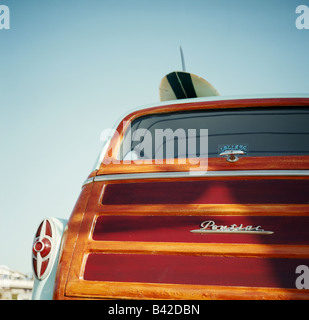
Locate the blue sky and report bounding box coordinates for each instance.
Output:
[1,0,309,273]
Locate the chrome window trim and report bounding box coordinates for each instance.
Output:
[82,170,309,187]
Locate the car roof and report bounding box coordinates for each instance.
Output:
[141,93,309,108]
[114,93,309,126]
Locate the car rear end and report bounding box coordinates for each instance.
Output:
[53,96,309,299]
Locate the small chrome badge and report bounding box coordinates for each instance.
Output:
[190,220,274,235]
[219,144,248,162]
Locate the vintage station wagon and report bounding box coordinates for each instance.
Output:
[31,72,309,300]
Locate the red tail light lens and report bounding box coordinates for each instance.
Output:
[32,219,55,280]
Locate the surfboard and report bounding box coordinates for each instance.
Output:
[159,71,220,101]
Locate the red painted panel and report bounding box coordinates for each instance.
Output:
[93,215,309,245]
[102,180,309,205]
[84,253,309,289]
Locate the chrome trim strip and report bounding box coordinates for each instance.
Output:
[82,177,94,186]
[82,170,309,186]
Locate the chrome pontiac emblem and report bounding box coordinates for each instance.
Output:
[219,144,248,162]
[190,220,274,235]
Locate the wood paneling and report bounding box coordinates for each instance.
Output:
[54,177,309,300]
[53,97,309,299]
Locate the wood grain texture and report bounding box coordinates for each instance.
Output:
[65,280,309,300]
[53,97,309,300]
[53,183,93,300]
[98,156,309,175]
[86,241,309,259]
[53,178,309,300]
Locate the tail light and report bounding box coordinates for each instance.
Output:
[32,219,56,280]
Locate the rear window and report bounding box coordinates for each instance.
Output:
[119,107,309,160]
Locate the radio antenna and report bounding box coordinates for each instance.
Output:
[180,46,186,72]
